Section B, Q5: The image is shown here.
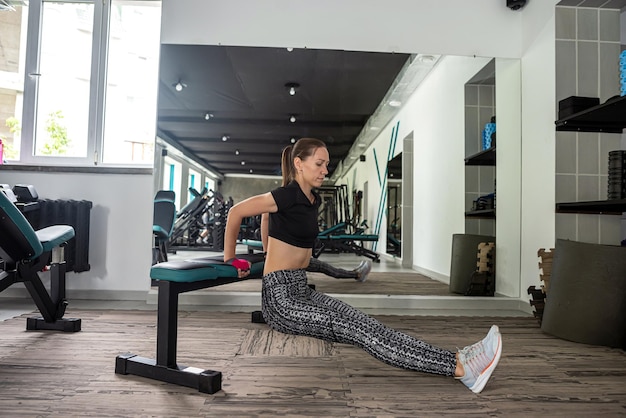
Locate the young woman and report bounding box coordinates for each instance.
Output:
[223,137,502,394]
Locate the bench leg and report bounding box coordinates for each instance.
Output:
[115,280,223,393]
[21,257,81,332]
[115,354,222,394]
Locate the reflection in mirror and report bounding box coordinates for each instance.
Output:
[464,59,496,237]
[387,153,402,256]
[154,53,522,300]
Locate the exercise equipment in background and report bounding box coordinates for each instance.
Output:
[0,189,81,332]
[167,188,232,252]
[152,190,176,265]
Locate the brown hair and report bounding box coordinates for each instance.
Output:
[281,138,327,187]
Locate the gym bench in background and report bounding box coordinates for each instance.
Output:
[0,190,80,332]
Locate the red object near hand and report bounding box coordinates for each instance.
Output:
[231,258,250,271]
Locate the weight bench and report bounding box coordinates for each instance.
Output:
[315,233,381,262]
[115,253,265,394]
[240,238,264,254]
[0,189,80,332]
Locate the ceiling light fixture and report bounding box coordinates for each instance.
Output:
[388,100,402,107]
[286,47,294,52]
[249,169,253,173]
[289,115,296,123]
[241,161,246,165]
[285,82,299,96]
[290,137,296,144]
[222,135,229,142]
[174,80,186,92]
[204,113,213,120]
[235,149,239,155]
[417,54,436,64]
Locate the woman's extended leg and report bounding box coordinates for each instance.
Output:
[261,269,456,376]
[306,257,372,281]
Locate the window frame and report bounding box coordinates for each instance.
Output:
[18,0,159,168]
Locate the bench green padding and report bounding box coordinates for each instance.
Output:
[241,239,263,248]
[36,225,76,253]
[150,253,265,283]
[317,222,347,237]
[321,234,379,241]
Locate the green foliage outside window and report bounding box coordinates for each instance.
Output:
[39,110,71,156]
[1,117,20,159]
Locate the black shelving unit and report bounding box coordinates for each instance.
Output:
[464,148,496,219]
[556,199,626,215]
[465,147,496,166]
[464,209,496,219]
[554,95,626,214]
[555,95,626,133]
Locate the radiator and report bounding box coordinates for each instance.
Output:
[37,199,93,273]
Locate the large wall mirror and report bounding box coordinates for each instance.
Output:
[154,0,521,298]
[153,50,522,301]
[386,153,402,257]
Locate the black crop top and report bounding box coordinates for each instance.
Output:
[269,181,320,248]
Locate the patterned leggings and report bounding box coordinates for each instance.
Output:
[261,269,457,376]
[306,257,357,278]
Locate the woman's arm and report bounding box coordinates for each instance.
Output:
[223,192,277,262]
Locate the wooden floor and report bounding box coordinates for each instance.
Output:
[1,307,625,417]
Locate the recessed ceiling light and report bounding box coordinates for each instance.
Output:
[204,113,213,120]
[418,54,436,63]
[289,115,296,123]
[235,149,239,155]
[241,161,246,165]
[174,80,186,92]
[249,169,253,173]
[388,100,402,107]
[286,47,293,52]
[285,82,299,96]
[222,135,229,142]
[290,137,296,144]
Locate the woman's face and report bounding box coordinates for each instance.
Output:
[297,146,329,188]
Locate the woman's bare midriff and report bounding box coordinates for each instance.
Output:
[263,237,312,274]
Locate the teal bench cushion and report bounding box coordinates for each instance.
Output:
[150,260,221,282]
[150,253,266,283]
[325,234,379,241]
[36,225,75,253]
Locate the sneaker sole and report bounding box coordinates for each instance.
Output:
[469,331,502,394]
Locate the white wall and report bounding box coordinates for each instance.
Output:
[519,1,559,294]
[0,170,154,298]
[161,0,524,58]
[339,56,494,281]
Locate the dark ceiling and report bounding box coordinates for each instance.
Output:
[156,45,410,177]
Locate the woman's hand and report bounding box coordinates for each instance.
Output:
[229,258,251,278]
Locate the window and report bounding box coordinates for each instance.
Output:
[102,1,161,164]
[162,156,181,209]
[4,0,161,167]
[188,168,199,200]
[0,2,27,162]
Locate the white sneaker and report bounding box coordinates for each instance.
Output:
[354,260,372,282]
[456,325,502,394]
